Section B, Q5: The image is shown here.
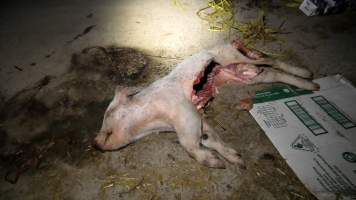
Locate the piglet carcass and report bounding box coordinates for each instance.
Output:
[93,40,319,168]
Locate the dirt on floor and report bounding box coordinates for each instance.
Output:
[0,46,317,200]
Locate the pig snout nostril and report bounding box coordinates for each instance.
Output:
[92,140,105,153]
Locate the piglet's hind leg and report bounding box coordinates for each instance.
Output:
[273,60,313,78]
[251,68,319,90]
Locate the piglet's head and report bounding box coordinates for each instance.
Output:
[93,86,134,151]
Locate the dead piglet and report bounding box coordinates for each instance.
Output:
[93,40,318,169]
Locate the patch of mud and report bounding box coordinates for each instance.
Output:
[1,47,148,145]
[0,46,151,181]
[71,46,147,82]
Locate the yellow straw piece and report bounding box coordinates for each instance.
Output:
[197,0,234,32]
[197,1,285,45]
[102,183,114,189]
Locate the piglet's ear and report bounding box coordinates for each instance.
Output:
[113,86,129,104]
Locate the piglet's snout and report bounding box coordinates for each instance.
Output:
[92,134,107,152]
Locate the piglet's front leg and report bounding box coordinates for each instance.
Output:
[172,100,226,168]
[249,67,319,90]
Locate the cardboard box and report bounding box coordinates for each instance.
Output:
[250,75,356,200]
[299,0,348,16]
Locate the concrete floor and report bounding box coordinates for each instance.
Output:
[0,0,228,99]
[0,0,356,199]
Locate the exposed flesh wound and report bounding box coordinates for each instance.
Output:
[191,62,221,109]
[191,63,260,109]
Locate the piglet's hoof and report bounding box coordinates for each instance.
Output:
[202,157,226,169]
[238,98,253,111]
